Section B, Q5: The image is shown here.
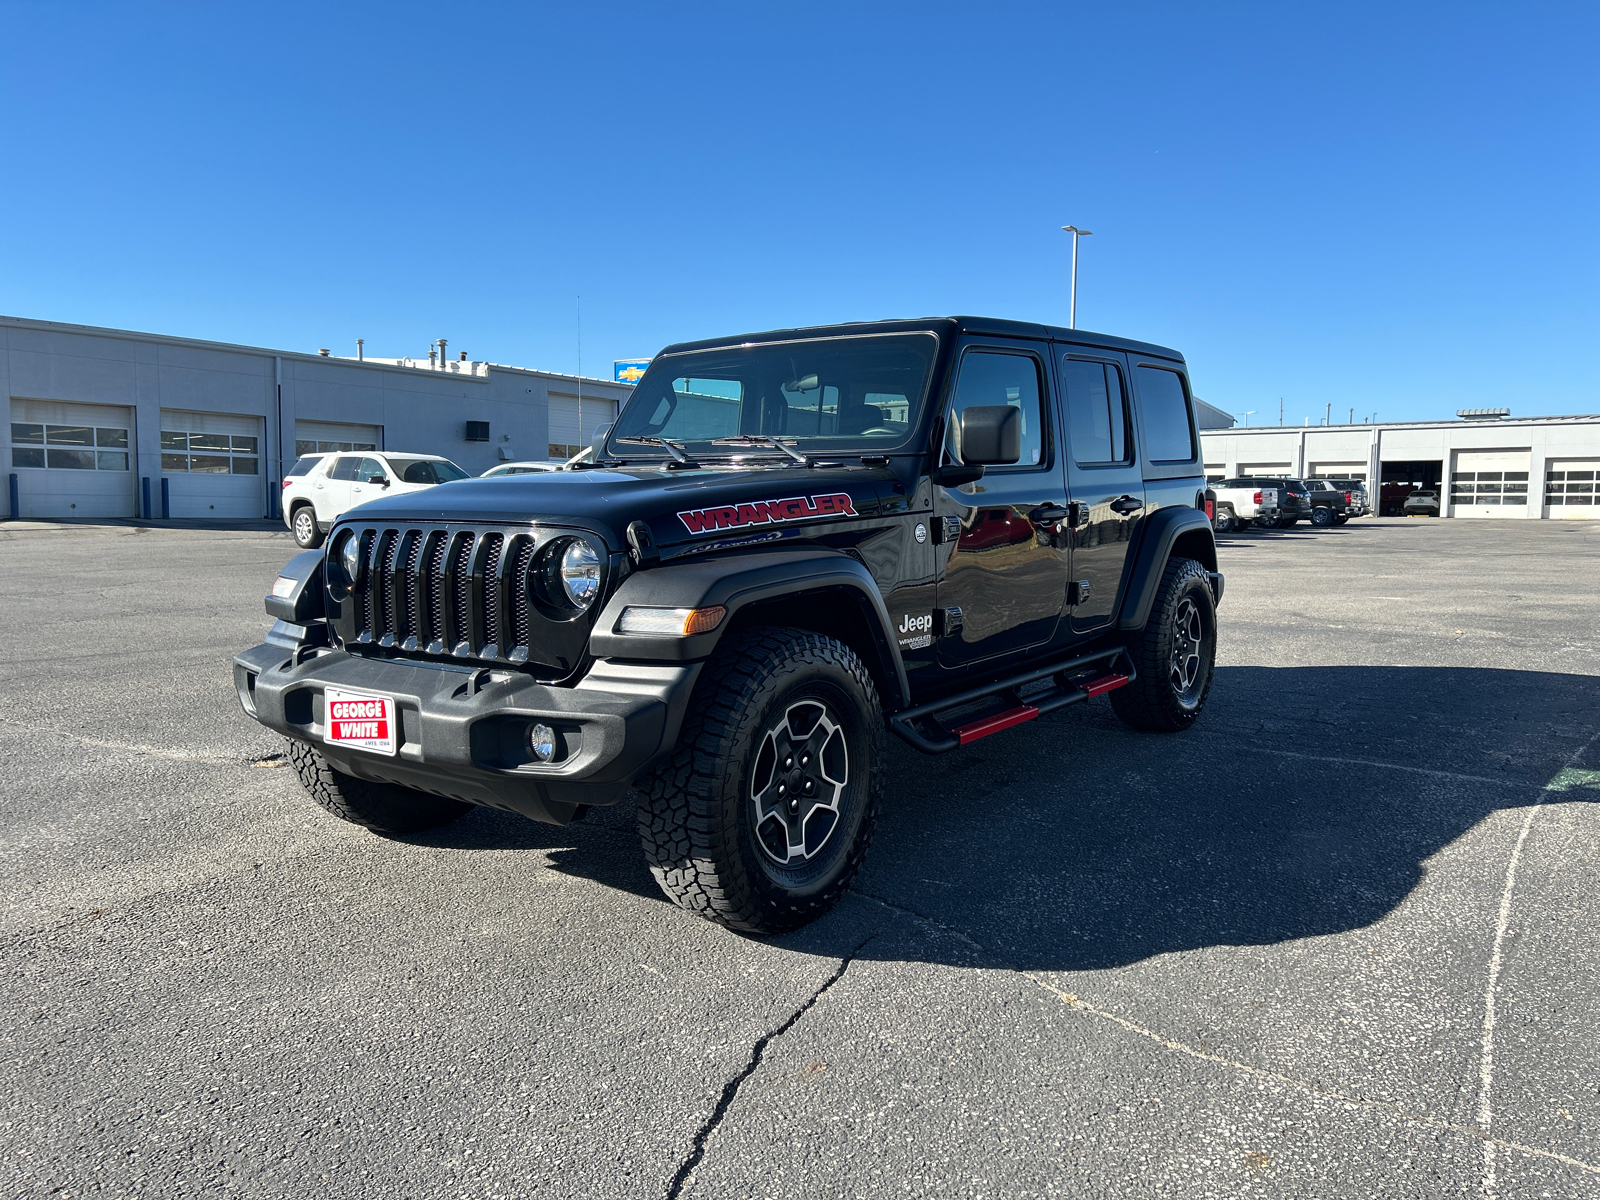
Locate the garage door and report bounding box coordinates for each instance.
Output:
[1545,460,1600,518]
[1449,449,1530,518]
[1239,461,1293,477]
[548,395,617,461]
[161,409,265,518]
[294,420,381,457]
[9,398,137,518]
[1310,461,1367,482]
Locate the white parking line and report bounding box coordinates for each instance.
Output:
[1195,739,1532,788]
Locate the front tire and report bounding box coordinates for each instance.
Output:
[292,505,324,549]
[637,628,883,934]
[1111,557,1217,733]
[288,740,471,833]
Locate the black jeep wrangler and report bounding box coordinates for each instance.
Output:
[235,318,1222,933]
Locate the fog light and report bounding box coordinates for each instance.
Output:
[527,723,557,763]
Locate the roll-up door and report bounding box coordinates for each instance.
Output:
[160,409,265,518]
[293,420,381,457]
[1449,449,1531,518]
[1545,459,1600,518]
[1239,461,1293,477]
[9,398,137,518]
[548,395,617,460]
[1309,461,1367,482]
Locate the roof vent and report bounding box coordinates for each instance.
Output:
[318,348,331,357]
[1457,407,1510,420]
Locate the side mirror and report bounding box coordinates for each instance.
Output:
[366,474,389,487]
[957,406,1022,465]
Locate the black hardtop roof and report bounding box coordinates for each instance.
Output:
[656,316,1184,363]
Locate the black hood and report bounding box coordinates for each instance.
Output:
[339,464,902,557]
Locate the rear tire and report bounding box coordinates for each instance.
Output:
[1311,506,1334,527]
[287,740,471,834]
[292,505,324,549]
[636,627,883,934]
[1111,557,1217,733]
[1215,505,1237,533]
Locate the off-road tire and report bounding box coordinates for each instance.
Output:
[636,627,883,934]
[1311,506,1335,527]
[292,505,324,549]
[1111,556,1217,733]
[287,739,470,834]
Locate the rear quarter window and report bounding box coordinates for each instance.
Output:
[286,455,323,477]
[1135,366,1196,463]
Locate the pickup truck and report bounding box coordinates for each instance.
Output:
[1303,480,1352,527]
[1208,480,1285,532]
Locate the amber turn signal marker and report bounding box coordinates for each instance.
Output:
[682,605,726,635]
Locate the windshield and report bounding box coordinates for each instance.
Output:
[385,457,468,484]
[607,333,937,459]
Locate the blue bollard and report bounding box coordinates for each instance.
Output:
[161,477,170,520]
[7,473,17,520]
[141,476,152,520]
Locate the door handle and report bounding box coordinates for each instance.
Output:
[1109,495,1144,515]
[1028,504,1069,524]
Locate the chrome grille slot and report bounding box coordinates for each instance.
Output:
[478,533,504,653]
[508,537,538,653]
[371,529,398,642]
[394,530,422,645]
[422,531,448,651]
[449,532,475,651]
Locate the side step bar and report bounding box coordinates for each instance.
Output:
[887,645,1136,755]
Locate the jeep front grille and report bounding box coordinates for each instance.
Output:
[339,523,598,672]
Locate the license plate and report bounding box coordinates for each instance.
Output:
[324,687,397,756]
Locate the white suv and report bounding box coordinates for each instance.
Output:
[282,452,470,548]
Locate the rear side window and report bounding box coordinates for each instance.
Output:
[1062,358,1131,465]
[1136,366,1196,462]
[327,456,362,481]
[286,455,322,477]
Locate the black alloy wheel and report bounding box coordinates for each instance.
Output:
[1110,556,1217,732]
[1311,506,1335,527]
[637,627,883,934]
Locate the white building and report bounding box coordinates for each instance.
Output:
[2,315,632,520]
[1201,414,1600,518]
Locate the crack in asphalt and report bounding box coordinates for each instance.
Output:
[665,931,878,1200]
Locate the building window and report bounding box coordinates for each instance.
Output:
[162,429,260,475]
[11,422,130,471]
[1450,470,1528,507]
[1546,469,1594,507]
[548,443,585,459]
[294,438,377,456]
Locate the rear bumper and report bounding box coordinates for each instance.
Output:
[233,641,701,824]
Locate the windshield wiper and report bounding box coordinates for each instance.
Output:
[711,435,837,468]
[614,435,700,469]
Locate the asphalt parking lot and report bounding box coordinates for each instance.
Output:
[3,515,1598,1199]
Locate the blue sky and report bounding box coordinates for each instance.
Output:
[2,1,1595,424]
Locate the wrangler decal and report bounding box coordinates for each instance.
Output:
[676,492,858,535]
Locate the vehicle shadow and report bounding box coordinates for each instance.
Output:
[406,665,1600,970]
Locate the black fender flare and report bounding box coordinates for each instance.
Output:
[264,548,326,623]
[587,549,910,708]
[1116,506,1220,631]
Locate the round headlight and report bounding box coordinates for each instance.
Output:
[338,531,362,585]
[559,539,602,608]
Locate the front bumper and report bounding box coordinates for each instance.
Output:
[234,641,701,824]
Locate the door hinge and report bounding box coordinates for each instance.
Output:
[934,515,962,544]
[1067,580,1092,606]
[936,606,964,637]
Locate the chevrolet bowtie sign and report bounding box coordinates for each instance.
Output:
[614,358,651,383]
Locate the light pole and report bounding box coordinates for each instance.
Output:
[1237,410,1257,428]
[1062,225,1093,329]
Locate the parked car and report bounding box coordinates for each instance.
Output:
[1304,480,1352,526]
[1327,479,1370,517]
[283,451,470,548]
[481,461,562,478]
[1208,480,1284,533]
[1403,489,1440,517]
[1211,477,1311,527]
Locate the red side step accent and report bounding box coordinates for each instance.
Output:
[952,704,1039,745]
[1084,673,1130,698]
